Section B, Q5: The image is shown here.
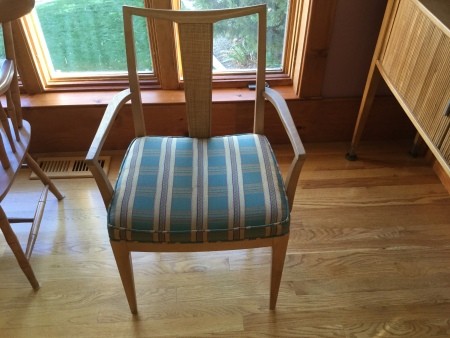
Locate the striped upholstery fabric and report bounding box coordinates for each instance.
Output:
[108,133,289,243]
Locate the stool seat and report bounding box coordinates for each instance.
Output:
[0,0,34,23]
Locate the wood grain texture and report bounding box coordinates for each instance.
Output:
[1,141,449,337]
[14,95,413,154]
[297,0,338,98]
[350,0,450,191]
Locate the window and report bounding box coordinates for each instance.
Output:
[11,0,311,93]
[180,0,288,72]
[34,0,151,74]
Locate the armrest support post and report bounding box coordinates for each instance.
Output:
[86,89,132,207]
[264,88,306,210]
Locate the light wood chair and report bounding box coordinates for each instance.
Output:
[0,0,64,289]
[86,4,305,314]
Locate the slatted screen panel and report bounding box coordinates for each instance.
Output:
[380,0,450,150]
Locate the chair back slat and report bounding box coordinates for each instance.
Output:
[123,4,267,137]
[178,23,213,137]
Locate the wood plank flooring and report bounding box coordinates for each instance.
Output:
[1,141,450,337]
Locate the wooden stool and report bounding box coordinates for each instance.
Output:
[0,0,64,289]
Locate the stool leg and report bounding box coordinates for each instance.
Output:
[0,206,40,290]
[25,153,64,201]
[25,186,49,260]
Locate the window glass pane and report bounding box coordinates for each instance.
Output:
[181,0,289,72]
[34,0,152,74]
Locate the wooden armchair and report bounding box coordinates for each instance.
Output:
[86,4,305,314]
[1,0,64,289]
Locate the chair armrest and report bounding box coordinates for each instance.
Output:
[263,87,306,210]
[86,89,132,207]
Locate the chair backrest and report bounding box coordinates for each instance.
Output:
[123,5,267,138]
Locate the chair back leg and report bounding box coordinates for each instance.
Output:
[270,234,289,310]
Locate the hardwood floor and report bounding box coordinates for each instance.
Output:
[1,141,450,337]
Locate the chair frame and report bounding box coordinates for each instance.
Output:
[86,4,305,314]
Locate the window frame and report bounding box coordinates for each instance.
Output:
[12,0,336,97]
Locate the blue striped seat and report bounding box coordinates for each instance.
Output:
[108,133,289,243]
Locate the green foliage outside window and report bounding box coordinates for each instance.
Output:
[35,0,151,73]
[0,27,5,59]
[184,0,288,70]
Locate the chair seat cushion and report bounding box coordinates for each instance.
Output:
[108,134,289,243]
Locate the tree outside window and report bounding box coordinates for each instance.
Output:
[183,0,288,71]
[34,0,151,74]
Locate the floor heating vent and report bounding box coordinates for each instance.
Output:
[29,156,111,179]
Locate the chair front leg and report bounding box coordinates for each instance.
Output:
[110,240,138,314]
